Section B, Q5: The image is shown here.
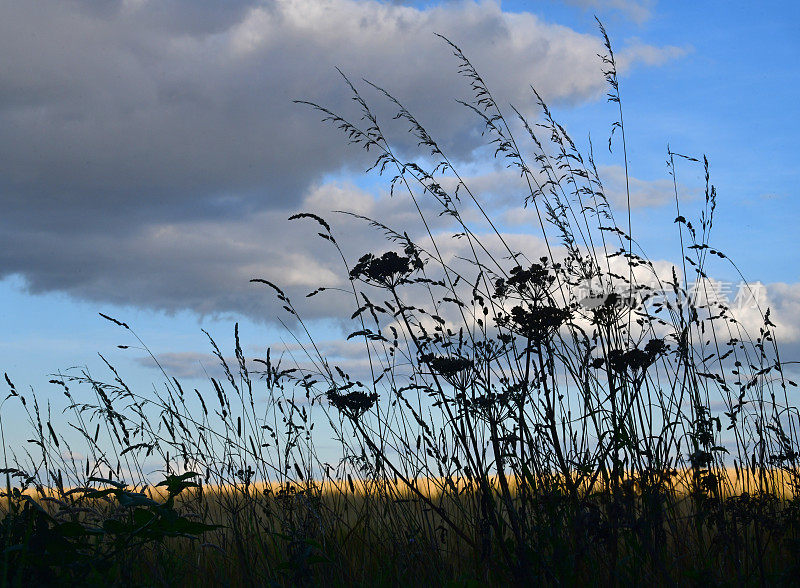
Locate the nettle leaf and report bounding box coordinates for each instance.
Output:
[156,471,202,497]
[119,491,160,508]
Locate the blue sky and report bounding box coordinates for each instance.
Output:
[1,0,798,446]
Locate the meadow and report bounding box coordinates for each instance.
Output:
[3,24,800,586]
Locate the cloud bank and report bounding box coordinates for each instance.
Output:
[1,0,687,322]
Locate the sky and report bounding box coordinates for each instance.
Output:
[1,0,799,447]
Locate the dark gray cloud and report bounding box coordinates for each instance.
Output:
[1,179,497,322]
[0,0,687,318]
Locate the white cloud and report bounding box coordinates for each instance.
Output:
[752,282,800,343]
[560,0,655,24]
[597,164,688,209]
[619,38,692,68]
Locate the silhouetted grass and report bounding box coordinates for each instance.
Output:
[3,22,800,586]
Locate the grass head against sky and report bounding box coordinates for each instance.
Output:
[1,0,798,442]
